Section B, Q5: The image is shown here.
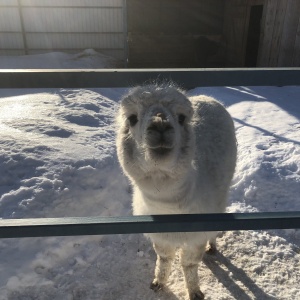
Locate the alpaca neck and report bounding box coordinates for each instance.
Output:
[138,167,195,203]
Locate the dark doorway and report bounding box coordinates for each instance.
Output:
[245,5,263,67]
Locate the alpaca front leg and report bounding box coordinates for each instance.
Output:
[150,242,176,291]
[181,244,206,300]
[206,236,217,254]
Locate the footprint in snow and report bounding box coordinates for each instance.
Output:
[64,114,99,127]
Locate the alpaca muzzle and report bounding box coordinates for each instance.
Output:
[145,112,175,150]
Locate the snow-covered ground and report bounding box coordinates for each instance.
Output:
[0,49,121,69]
[0,51,299,299]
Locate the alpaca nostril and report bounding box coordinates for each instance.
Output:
[156,112,166,120]
[148,112,173,133]
[152,113,166,124]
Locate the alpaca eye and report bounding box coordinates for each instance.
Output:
[178,114,186,125]
[128,114,138,126]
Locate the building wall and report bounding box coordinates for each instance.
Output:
[127,0,225,68]
[223,0,300,67]
[1,0,298,67]
[223,0,264,67]
[257,0,300,67]
[0,0,126,60]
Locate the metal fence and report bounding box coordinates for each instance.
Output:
[0,68,300,239]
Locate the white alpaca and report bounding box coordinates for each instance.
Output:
[116,84,237,300]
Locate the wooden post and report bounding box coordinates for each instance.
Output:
[123,0,128,67]
[257,0,278,67]
[268,0,288,66]
[292,6,300,66]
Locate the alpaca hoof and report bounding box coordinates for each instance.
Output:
[150,280,163,292]
[190,290,205,300]
[205,243,216,255]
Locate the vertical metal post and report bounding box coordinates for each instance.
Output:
[17,0,28,55]
[123,0,128,67]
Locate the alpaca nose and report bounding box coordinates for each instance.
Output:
[156,112,166,120]
[147,112,173,133]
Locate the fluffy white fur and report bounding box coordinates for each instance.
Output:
[116,84,237,300]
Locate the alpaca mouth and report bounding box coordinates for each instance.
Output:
[149,146,173,156]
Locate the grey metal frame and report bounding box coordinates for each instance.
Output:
[1,212,300,239]
[0,68,299,239]
[0,68,300,89]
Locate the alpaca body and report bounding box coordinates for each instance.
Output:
[116,85,237,299]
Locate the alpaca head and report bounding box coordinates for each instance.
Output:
[117,85,195,177]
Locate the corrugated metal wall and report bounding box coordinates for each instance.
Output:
[0,0,126,61]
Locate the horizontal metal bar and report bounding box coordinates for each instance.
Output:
[1,31,125,34]
[0,212,300,239]
[0,48,124,52]
[0,68,300,89]
[0,6,123,9]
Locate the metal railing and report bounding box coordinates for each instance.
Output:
[1,212,300,239]
[1,68,300,89]
[0,68,300,239]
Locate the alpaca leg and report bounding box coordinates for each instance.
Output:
[150,242,176,291]
[206,236,217,254]
[181,244,206,300]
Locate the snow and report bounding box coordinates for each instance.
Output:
[0,49,121,69]
[0,51,300,299]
